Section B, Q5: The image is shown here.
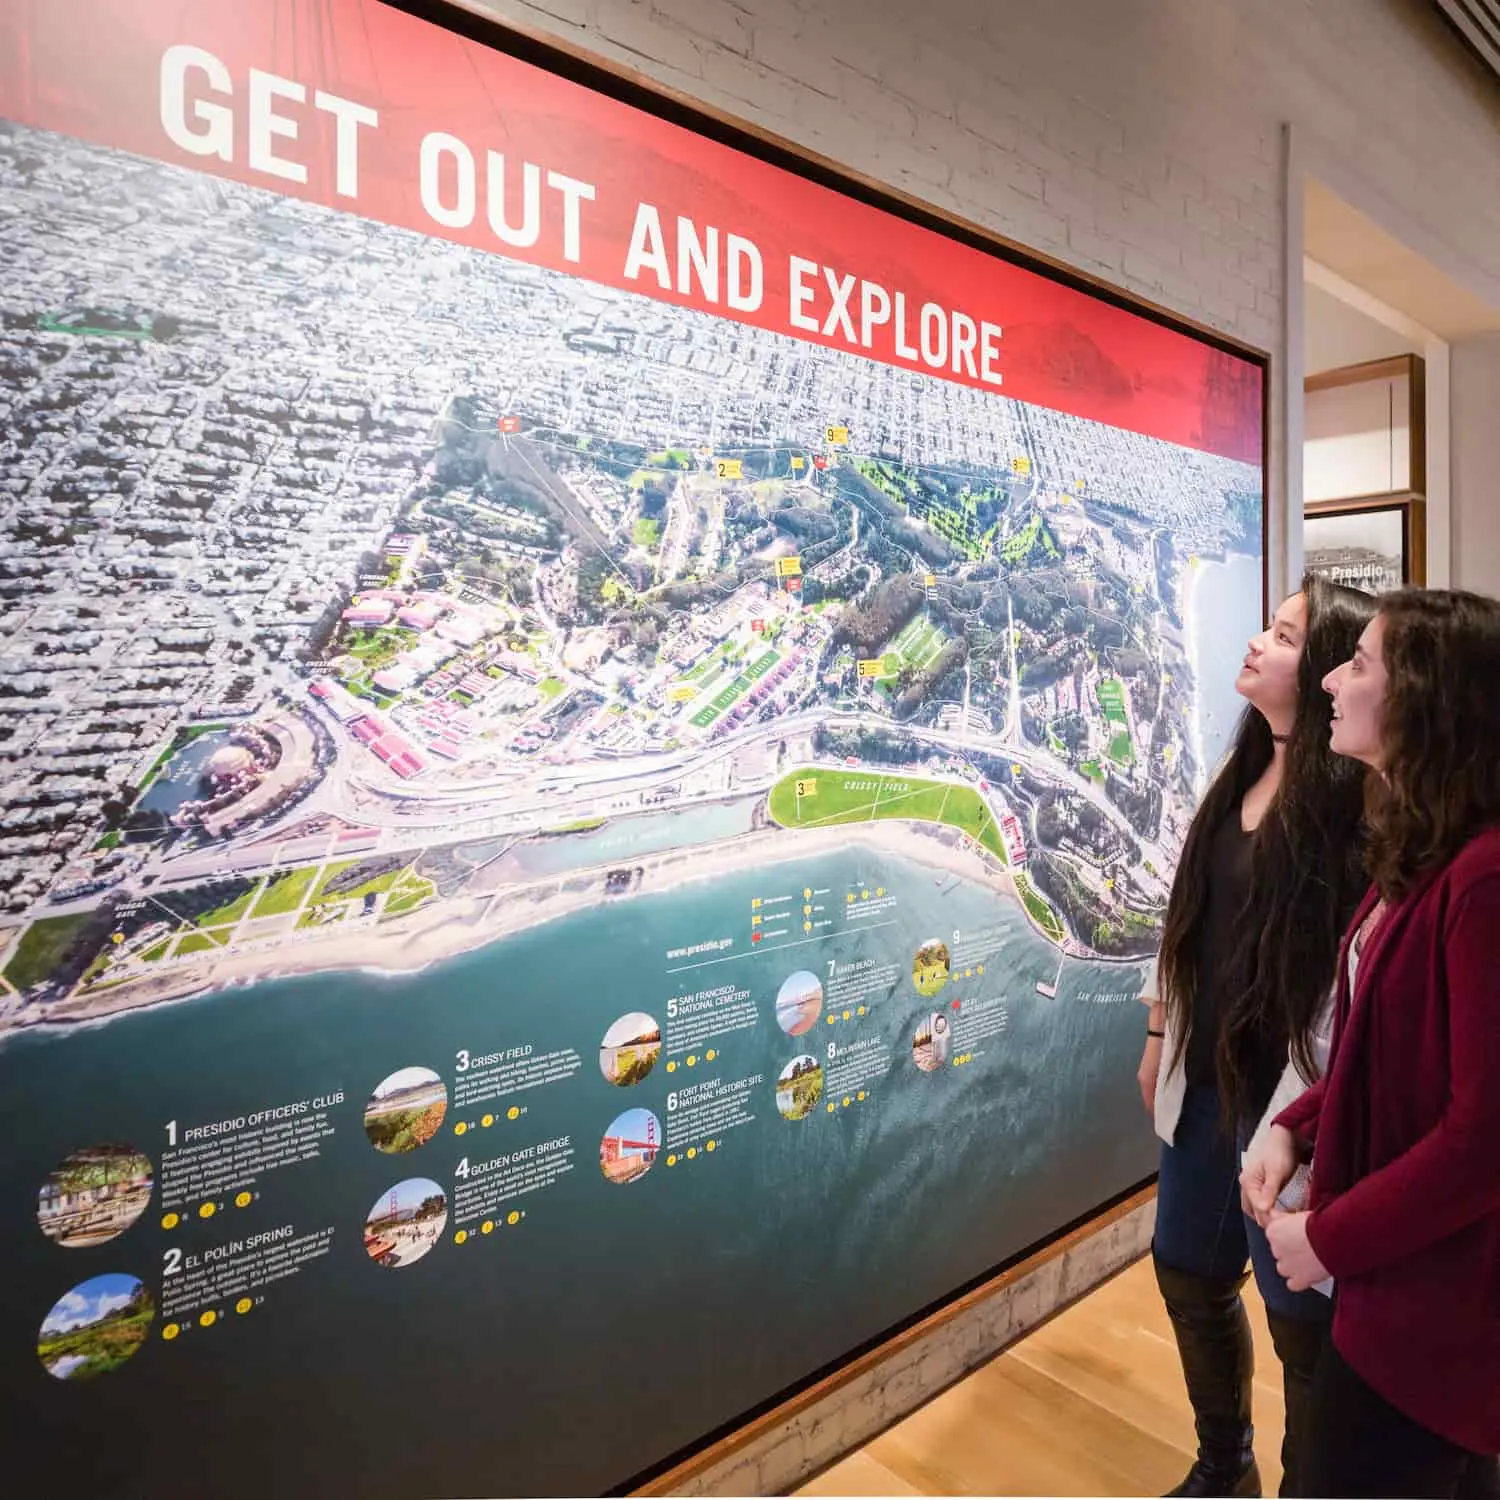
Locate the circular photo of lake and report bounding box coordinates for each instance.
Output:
[363,1066,449,1154]
[775,1055,824,1121]
[37,1144,154,1248]
[599,1013,662,1087]
[912,1011,953,1073]
[774,970,824,1037]
[38,1274,155,1381]
[363,1179,448,1268]
[912,938,951,996]
[599,1108,661,1185]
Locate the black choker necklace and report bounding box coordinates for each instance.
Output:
[1271,732,1290,743]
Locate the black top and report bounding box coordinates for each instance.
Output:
[1184,810,1256,1089]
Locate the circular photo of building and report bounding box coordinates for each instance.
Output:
[363,1179,448,1268]
[912,938,951,996]
[362,1066,449,1154]
[599,1108,661,1185]
[775,1055,824,1121]
[36,1144,154,1249]
[599,1013,662,1087]
[37,1273,155,1380]
[774,970,824,1037]
[912,1011,953,1073]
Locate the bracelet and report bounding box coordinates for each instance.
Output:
[1146,1028,1165,1039]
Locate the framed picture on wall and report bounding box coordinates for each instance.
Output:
[1304,495,1425,594]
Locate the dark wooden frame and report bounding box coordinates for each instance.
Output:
[1303,354,1426,587]
[374,3,1267,1489]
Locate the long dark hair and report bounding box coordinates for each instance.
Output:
[1365,588,1500,900]
[1157,572,1375,1121]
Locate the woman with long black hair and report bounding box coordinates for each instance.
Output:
[1245,589,1500,1499]
[1139,571,1375,1497]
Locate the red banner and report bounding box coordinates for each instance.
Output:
[0,0,1262,464]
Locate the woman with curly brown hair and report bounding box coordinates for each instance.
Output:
[1243,588,1500,1499]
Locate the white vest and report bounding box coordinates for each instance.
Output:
[1143,952,1334,1150]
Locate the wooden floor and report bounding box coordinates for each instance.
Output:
[797,1256,1285,1498]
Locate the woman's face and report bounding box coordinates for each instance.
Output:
[1236,591,1306,726]
[1324,613,1388,768]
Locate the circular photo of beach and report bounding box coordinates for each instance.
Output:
[912,1011,953,1073]
[363,1066,449,1154]
[775,970,824,1037]
[599,1012,662,1087]
[912,938,951,996]
[37,1273,155,1381]
[775,1055,824,1122]
[37,1144,154,1248]
[599,1108,661,1185]
[363,1179,448,1269]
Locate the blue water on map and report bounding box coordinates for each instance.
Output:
[0,848,1154,1499]
[137,730,232,814]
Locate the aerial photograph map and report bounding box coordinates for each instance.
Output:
[0,126,1260,1030]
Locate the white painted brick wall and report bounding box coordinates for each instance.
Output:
[473,0,1497,342]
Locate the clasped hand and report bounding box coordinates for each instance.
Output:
[1239,1123,1298,1225]
[1239,1124,1331,1291]
[1263,1209,1331,1292]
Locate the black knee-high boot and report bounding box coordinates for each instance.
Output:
[1155,1254,1262,1498]
[1263,1310,1327,1498]
[1457,1454,1500,1500]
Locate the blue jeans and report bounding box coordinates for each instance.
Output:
[1155,1084,1331,1322]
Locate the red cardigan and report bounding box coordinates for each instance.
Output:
[1276,826,1500,1455]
